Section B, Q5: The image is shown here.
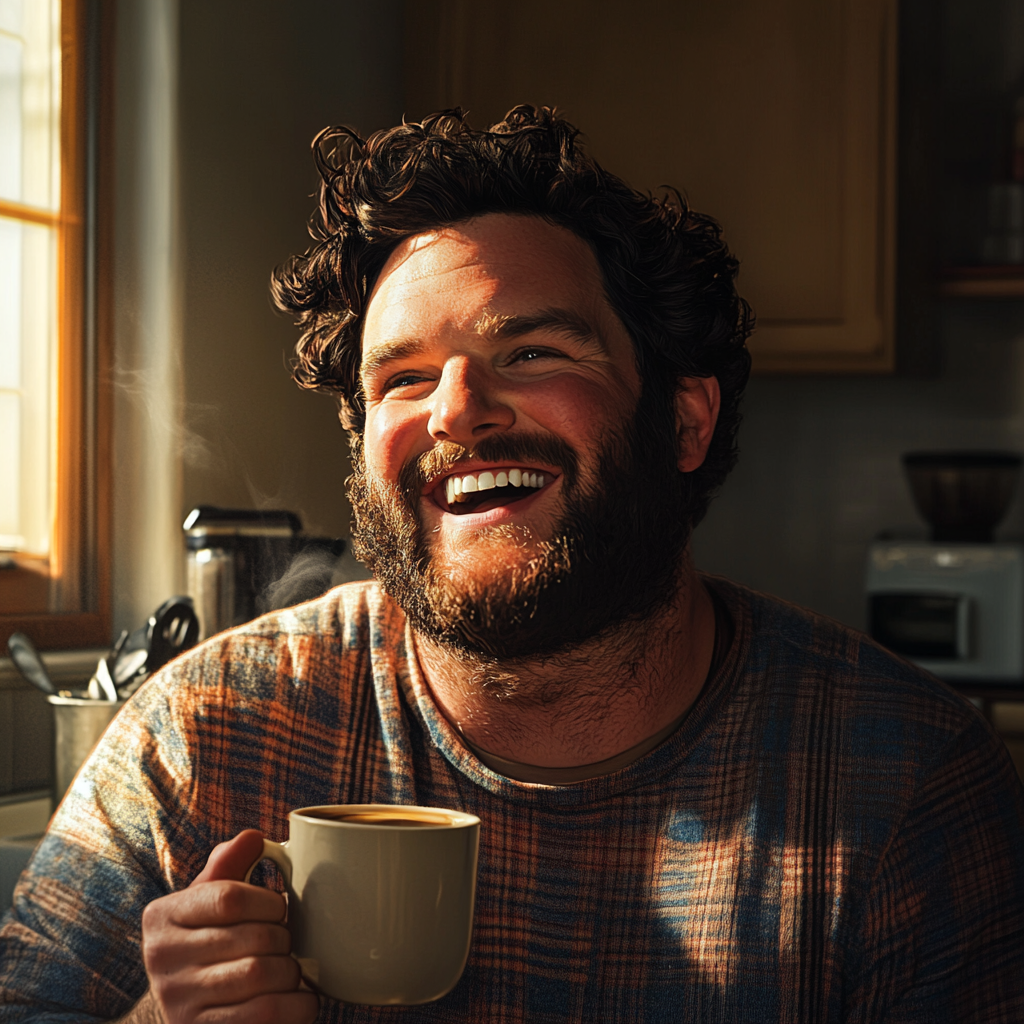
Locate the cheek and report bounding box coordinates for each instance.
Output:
[362,406,421,480]
[520,375,636,442]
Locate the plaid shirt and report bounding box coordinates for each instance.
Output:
[2,576,1023,1022]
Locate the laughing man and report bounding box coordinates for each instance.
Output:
[2,107,1024,1023]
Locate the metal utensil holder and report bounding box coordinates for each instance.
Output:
[47,696,123,802]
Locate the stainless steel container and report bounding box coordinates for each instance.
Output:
[47,696,123,801]
[186,546,237,643]
[184,506,302,640]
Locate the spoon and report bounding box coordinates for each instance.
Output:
[87,656,119,702]
[6,632,57,696]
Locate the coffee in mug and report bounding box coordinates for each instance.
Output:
[303,808,455,827]
[245,804,480,1005]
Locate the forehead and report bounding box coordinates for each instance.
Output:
[362,214,611,343]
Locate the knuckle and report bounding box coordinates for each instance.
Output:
[141,896,166,932]
[238,955,268,984]
[211,882,244,921]
[155,974,188,1006]
[141,928,171,973]
[142,941,168,974]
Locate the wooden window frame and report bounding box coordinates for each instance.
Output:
[0,0,113,651]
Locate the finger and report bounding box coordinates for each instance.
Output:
[169,879,287,929]
[195,991,320,1024]
[167,921,291,967]
[185,953,302,1007]
[193,830,266,885]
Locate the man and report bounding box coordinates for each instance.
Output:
[2,106,1023,1022]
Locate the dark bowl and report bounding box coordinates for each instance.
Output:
[902,451,1022,542]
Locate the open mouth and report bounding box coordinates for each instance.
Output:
[431,467,552,516]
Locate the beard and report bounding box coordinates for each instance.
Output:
[347,386,693,662]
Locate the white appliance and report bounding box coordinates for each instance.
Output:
[866,541,1024,683]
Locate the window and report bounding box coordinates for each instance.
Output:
[1,0,61,602]
[0,0,110,650]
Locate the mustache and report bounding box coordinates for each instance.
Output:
[397,433,580,501]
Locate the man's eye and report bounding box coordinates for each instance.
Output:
[509,347,563,365]
[383,373,427,392]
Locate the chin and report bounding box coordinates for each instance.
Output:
[430,523,546,581]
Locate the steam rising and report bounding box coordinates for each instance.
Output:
[114,363,221,470]
[262,542,371,612]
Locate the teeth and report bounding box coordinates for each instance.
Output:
[442,468,546,506]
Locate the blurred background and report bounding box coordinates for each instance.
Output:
[5,0,1024,836]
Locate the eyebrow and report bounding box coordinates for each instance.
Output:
[475,307,606,352]
[360,338,427,382]
[360,306,607,382]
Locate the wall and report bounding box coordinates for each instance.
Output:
[112,0,183,637]
[176,1,403,541]
[693,302,1024,630]
[111,0,403,635]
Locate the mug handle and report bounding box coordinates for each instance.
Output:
[243,838,293,887]
[241,840,319,996]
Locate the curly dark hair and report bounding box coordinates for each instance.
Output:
[272,105,753,531]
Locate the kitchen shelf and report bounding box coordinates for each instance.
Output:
[938,266,1024,299]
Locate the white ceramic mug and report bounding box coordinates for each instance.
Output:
[245,803,480,1005]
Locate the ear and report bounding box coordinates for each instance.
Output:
[674,376,721,473]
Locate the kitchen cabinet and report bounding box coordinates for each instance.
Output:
[404,0,897,373]
[929,0,1024,299]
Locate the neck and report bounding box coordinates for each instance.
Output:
[412,555,715,768]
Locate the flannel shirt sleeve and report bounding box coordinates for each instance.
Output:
[843,713,1024,1023]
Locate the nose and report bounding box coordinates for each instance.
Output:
[426,357,514,444]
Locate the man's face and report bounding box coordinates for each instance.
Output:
[353,213,690,658]
[360,214,642,556]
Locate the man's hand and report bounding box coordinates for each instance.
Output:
[135,829,318,1024]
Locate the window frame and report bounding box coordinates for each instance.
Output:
[0,0,112,652]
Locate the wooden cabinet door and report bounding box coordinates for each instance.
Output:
[404,0,897,373]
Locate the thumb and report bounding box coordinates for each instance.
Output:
[191,829,265,886]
